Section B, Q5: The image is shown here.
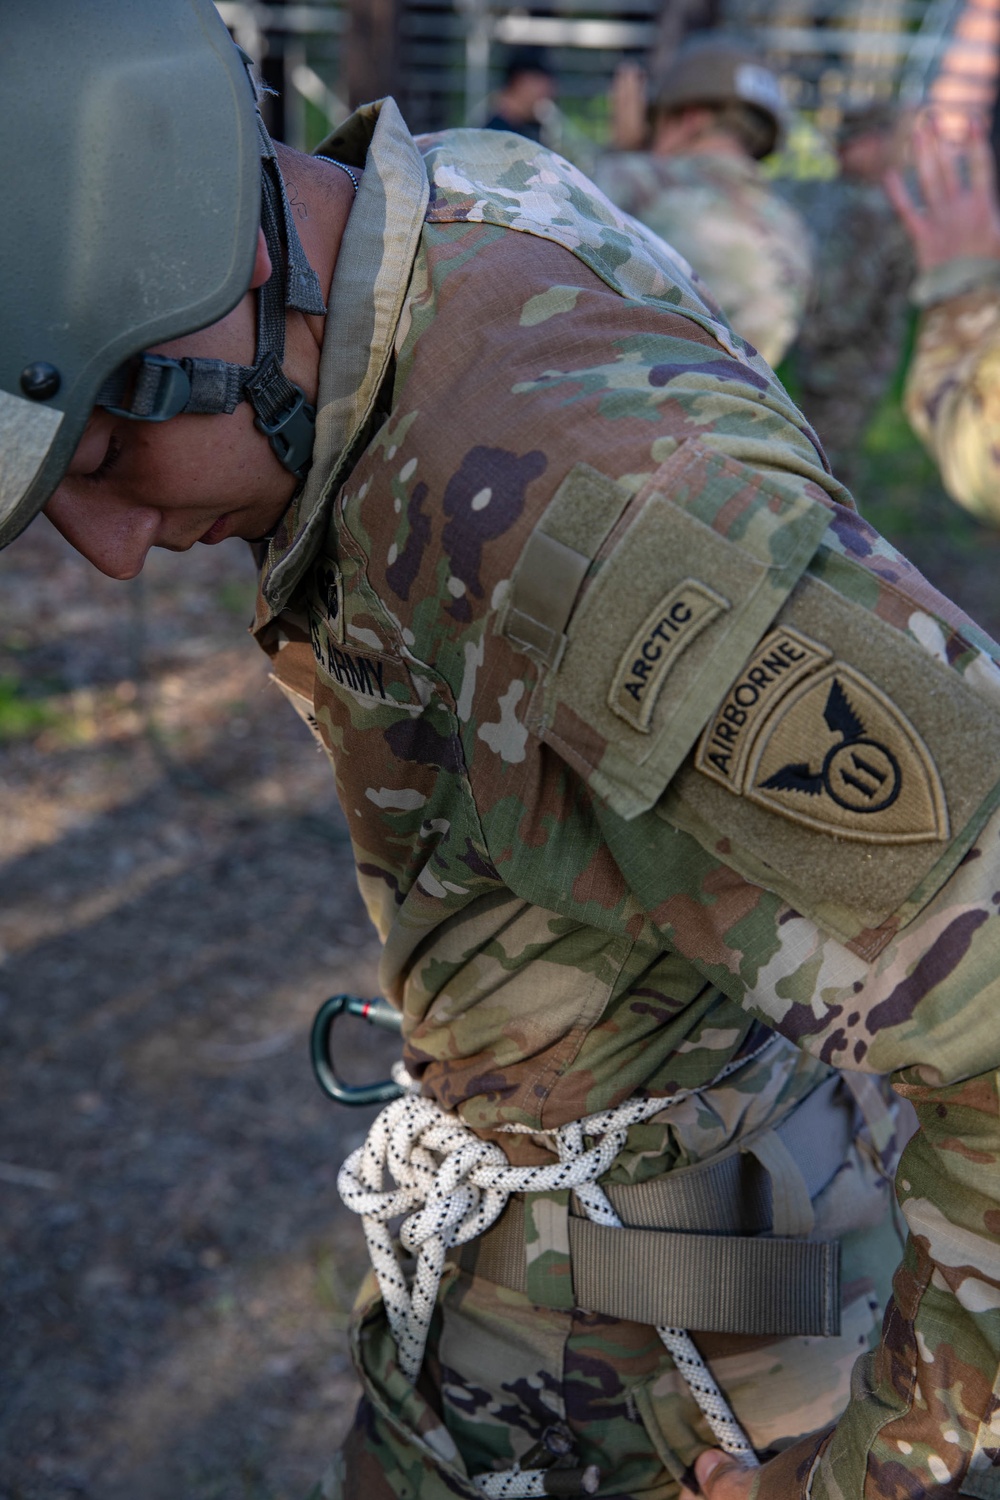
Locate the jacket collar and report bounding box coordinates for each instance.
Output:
[256,97,429,623]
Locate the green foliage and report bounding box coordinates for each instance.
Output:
[304,96,335,153]
[762,115,838,182]
[0,675,60,742]
[218,579,258,618]
[858,389,943,538]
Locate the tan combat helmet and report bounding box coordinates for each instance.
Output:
[0,0,325,550]
[649,34,790,158]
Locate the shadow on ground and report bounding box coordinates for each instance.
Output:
[0,525,393,1500]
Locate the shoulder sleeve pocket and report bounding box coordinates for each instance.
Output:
[660,567,1000,956]
[503,438,831,821]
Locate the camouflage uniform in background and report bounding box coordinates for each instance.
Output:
[258,100,1000,1498]
[594,151,813,368]
[905,257,1000,524]
[782,176,913,487]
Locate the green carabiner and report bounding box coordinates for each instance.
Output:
[310,993,405,1107]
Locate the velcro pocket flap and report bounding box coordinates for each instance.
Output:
[660,567,1000,953]
[530,440,831,820]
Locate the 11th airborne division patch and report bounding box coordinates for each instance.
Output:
[696,628,949,844]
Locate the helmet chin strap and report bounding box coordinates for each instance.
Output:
[96,94,328,481]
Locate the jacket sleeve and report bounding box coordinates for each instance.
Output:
[730,829,1000,1499]
[482,326,1000,1493]
[592,756,1000,1497]
[564,478,1000,1497]
[906,262,1000,527]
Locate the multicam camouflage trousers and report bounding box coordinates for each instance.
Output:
[309,1203,901,1499]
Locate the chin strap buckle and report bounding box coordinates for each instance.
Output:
[98,353,193,424]
[253,383,316,480]
[243,348,316,480]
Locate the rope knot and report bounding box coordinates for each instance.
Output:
[337,1083,759,1468]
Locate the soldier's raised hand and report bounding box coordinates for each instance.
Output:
[611,62,648,150]
[885,110,1000,271]
[680,1449,757,1499]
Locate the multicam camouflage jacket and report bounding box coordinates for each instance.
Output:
[593,150,813,368]
[253,100,1000,1499]
[781,176,913,484]
[906,257,1000,525]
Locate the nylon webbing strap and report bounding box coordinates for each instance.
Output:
[600,1072,852,1236]
[255,111,326,318]
[180,359,249,415]
[501,462,633,669]
[463,1198,841,1336]
[570,1219,840,1337]
[252,170,294,396]
[744,1129,815,1237]
[245,351,301,429]
[459,1074,854,1337]
[96,355,251,421]
[466,1195,530,1291]
[601,1151,771,1235]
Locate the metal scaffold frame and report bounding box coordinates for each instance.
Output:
[214,0,997,143]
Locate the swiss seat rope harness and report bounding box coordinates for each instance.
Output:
[315,995,761,1496]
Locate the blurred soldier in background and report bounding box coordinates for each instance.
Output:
[595,36,813,367]
[483,47,558,145]
[836,99,900,186]
[888,110,1000,523]
[783,103,913,488]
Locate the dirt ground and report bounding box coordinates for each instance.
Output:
[3,428,1000,1500]
[0,523,395,1500]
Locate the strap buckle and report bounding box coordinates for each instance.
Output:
[254,383,316,479]
[102,354,192,423]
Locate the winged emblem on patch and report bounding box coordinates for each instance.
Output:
[745,664,948,843]
[760,677,900,812]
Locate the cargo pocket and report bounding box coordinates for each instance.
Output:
[349,1268,480,1500]
[630,1276,884,1469]
[661,562,1000,952]
[498,438,831,822]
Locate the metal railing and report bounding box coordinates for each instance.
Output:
[214,0,991,140]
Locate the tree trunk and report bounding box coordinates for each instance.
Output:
[346,0,400,109]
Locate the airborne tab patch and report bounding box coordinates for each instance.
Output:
[697,627,830,788]
[609,580,729,732]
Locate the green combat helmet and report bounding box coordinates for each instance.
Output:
[0,0,326,551]
[836,99,899,150]
[649,35,789,158]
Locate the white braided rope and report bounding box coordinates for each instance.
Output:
[473,1462,600,1497]
[473,1470,548,1499]
[338,1083,761,1477]
[390,1057,417,1091]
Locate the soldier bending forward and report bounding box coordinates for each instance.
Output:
[3,6,999,1498]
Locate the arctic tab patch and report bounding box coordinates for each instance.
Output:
[609,580,729,732]
[746,666,948,843]
[697,627,830,788]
